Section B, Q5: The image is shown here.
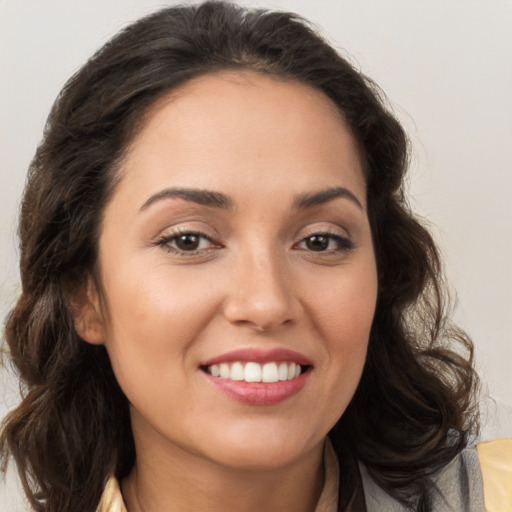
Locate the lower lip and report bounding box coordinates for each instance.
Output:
[203,371,309,405]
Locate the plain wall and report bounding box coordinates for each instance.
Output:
[1,0,511,509]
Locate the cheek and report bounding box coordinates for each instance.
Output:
[102,258,216,335]
[292,262,377,436]
[97,263,221,390]
[310,259,377,341]
[306,257,377,387]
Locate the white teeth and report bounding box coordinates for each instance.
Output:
[278,362,289,381]
[244,362,262,382]
[206,361,304,383]
[219,363,230,379]
[230,362,244,381]
[262,362,279,383]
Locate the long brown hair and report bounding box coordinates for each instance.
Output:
[1,2,479,511]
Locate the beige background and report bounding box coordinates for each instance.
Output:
[1,0,511,509]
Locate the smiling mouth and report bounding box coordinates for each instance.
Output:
[201,361,310,383]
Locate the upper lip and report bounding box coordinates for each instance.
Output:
[201,347,313,367]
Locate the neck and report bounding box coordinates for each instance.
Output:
[122,431,325,512]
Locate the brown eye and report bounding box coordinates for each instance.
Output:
[296,233,354,253]
[157,232,216,254]
[305,235,329,251]
[175,234,201,251]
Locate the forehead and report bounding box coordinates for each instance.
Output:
[145,70,346,129]
[116,70,365,206]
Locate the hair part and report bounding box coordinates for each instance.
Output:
[1,2,479,511]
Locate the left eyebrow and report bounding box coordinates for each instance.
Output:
[293,186,363,210]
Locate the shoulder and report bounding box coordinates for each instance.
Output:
[360,446,485,511]
[361,440,512,511]
[477,438,512,512]
[430,445,485,510]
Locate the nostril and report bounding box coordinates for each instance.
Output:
[223,294,301,332]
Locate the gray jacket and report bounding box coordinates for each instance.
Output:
[360,448,485,511]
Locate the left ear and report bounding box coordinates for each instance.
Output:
[67,276,107,345]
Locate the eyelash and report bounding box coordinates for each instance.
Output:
[155,230,355,256]
[155,231,218,256]
[294,232,355,254]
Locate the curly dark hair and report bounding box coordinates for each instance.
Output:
[1,2,479,511]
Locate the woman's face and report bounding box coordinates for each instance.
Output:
[90,71,378,470]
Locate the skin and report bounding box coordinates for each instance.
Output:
[78,71,378,512]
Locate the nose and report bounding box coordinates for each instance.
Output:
[222,248,302,332]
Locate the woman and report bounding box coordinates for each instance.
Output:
[1,2,506,511]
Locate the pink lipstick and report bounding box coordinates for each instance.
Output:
[200,348,312,405]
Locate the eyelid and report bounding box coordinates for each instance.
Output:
[295,222,350,242]
[154,220,220,242]
[293,224,356,253]
[154,226,222,256]
[296,233,354,250]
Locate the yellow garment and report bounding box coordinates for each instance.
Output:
[96,477,127,512]
[478,438,512,512]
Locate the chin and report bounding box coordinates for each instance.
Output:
[198,428,322,472]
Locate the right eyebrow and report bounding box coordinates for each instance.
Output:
[139,187,233,212]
